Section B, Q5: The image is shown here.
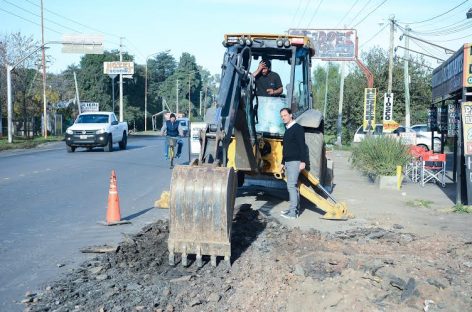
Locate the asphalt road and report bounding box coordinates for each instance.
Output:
[0,135,186,311]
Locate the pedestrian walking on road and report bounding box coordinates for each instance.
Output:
[280,107,306,219]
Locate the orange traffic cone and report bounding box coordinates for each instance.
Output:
[99,170,130,226]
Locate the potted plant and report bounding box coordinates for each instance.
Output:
[350,136,410,189]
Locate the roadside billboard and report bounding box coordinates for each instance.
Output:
[432,43,472,99]
[287,29,357,60]
[462,102,472,201]
[382,93,398,133]
[80,102,99,112]
[103,62,134,75]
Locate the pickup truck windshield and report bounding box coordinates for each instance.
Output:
[76,114,109,124]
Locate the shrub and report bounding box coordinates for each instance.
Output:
[350,136,410,177]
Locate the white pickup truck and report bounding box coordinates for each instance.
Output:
[65,112,128,152]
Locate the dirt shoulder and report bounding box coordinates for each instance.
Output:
[22,150,472,311]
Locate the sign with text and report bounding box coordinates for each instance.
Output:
[363,88,376,132]
[462,101,472,204]
[462,102,472,155]
[448,103,457,137]
[80,102,99,112]
[190,122,207,155]
[62,34,104,54]
[287,29,357,60]
[382,93,396,133]
[103,62,134,75]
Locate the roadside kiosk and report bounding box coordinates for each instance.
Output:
[432,43,472,204]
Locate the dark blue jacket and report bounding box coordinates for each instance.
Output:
[166,120,180,137]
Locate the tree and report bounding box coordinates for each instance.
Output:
[148,51,177,118]
[157,52,202,118]
[0,33,42,137]
[312,46,433,144]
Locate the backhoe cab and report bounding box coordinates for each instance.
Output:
[165,34,351,268]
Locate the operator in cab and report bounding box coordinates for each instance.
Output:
[252,59,283,97]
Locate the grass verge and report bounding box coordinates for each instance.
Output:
[452,204,472,213]
[406,199,434,209]
[0,136,63,151]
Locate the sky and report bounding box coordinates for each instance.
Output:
[1,0,471,76]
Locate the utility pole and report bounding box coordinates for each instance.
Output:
[323,62,329,118]
[188,73,191,119]
[40,0,48,138]
[199,90,203,116]
[7,65,13,143]
[388,16,395,94]
[119,37,124,122]
[403,26,411,129]
[203,85,208,117]
[176,79,179,115]
[336,62,345,146]
[73,72,81,114]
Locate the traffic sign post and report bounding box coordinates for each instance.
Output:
[104,62,134,121]
[108,74,117,113]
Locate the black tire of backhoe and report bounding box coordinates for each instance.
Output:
[305,131,326,185]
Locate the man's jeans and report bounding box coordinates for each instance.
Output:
[164,136,183,158]
[285,161,301,214]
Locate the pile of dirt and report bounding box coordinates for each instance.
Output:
[24,205,472,311]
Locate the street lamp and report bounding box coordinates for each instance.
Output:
[6,45,50,143]
[145,52,160,132]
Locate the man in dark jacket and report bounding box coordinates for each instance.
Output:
[161,113,183,159]
[280,107,306,219]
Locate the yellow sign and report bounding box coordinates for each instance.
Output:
[363,88,376,131]
[462,102,472,155]
[383,121,399,133]
[463,44,472,88]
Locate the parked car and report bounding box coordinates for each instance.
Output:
[353,124,403,143]
[410,124,442,152]
[353,124,441,152]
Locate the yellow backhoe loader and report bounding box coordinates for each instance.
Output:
[165,34,352,267]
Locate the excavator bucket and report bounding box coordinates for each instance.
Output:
[168,165,237,267]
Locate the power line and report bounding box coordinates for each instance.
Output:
[359,23,388,48]
[306,0,325,28]
[398,0,469,24]
[336,0,361,28]
[23,0,120,39]
[2,0,80,33]
[296,0,312,28]
[410,20,472,36]
[353,0,389,28]
[289,0,304,28]
[0,7,61,35]
[347,0,373,26]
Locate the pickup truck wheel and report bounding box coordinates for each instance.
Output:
[119,132,127,150]
[104,134,113,152]
[66,145,76,153]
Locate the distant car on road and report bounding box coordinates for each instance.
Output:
[65,112,128,152]
[353,124,441,152]
[177,118,189,136]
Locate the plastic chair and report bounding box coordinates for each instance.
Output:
[404,146,426,183]
[420,153,446,187]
